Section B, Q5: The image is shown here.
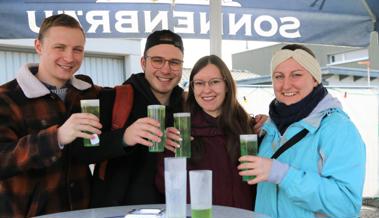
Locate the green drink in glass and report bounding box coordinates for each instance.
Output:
[147,105,165,152]
[191,208,212,218]
[190,170,212,218]
[173,112,191,158]
[240,134,258,181]
[80,99,100,147]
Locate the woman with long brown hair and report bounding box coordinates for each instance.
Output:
[157,55,265,210]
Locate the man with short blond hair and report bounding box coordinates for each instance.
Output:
[0,14,125,217]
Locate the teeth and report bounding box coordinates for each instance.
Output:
[157,77,171,82]
[202,96,215,101]
[58,64,72,70]
[283,92,295,96]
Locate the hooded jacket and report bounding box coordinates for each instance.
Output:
[255,94,366,218]
[91,73,184,207]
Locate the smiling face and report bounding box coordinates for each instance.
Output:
[35,26,85,88]
[192,64,226,117]
[141,44,183,104]
[272,58,318,105]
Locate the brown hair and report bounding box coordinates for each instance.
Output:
[281,44,316,57]
[37,14,85,41]
[187,55,253,163]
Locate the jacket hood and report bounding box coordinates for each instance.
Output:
[16,63,92,99]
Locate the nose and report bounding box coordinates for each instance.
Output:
[202,82,213,92]
[282,77,291,90]
[63,50,74,62]
[160,60,171,73]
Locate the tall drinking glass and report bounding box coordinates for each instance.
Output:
[80,99,100,147]
[147,105,165,152]
[240,134,258,181]
[174,113,191,158]
[164,157,187,218]
[190,170,212,218]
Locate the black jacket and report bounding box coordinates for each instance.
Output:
[91,73,184,207]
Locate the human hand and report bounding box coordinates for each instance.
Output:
[238,155,273,185]
[164,127,181,153]
[57,113,102,145]
[253,114,268,133]
[123,117,163,147]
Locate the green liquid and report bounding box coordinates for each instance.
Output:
[191,208,212,218]
[174,115,191,158]
[240,139,257,181]
[82,105,100,147]
[147,106,165,152]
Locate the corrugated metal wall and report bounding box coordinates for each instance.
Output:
[0,49,125,87]
[80,56,125,87]
[0,50,39,83]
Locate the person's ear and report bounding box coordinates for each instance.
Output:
[34,39,42,54]
[313,78,318,87]
[140,56,146,71]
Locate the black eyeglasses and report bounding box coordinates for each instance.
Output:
[145,56,183,71]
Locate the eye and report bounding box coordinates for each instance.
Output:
[54,45,65,50]
[193,80,205,87]
[273,74,284,80]
[169,59,182,66]
[209,79,222,86]
[73,47,84,53]
[291,72,302,78]
[151,57,164,64]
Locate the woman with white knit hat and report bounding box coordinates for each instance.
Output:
[238,44,366,218]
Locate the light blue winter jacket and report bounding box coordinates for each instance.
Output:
[255,94,366,218]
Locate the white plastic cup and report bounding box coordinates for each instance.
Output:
[190,170,213,218]
[164,157,187,218]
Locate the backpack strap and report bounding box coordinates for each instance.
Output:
[111,84,134,129]
[98,84,134,180]
[271,129,309,159]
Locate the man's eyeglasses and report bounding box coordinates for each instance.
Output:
[191,78,225,89]
[145,56,183,71]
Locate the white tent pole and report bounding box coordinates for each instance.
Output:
[369,31,379,70]
[362,0,378,70]
[209,0,222,56]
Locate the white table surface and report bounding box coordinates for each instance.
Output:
[34,204,271,218]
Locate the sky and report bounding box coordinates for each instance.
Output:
[141,38,277,69]
[181,39,277,69]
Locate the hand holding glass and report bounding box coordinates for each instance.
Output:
[240,134,258,181]
[80,99,100,147]
[173,113,191,158]
[147,105,165,152]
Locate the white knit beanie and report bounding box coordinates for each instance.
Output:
[271,49,322,84]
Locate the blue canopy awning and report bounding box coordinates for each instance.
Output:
[0,0,378,47]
